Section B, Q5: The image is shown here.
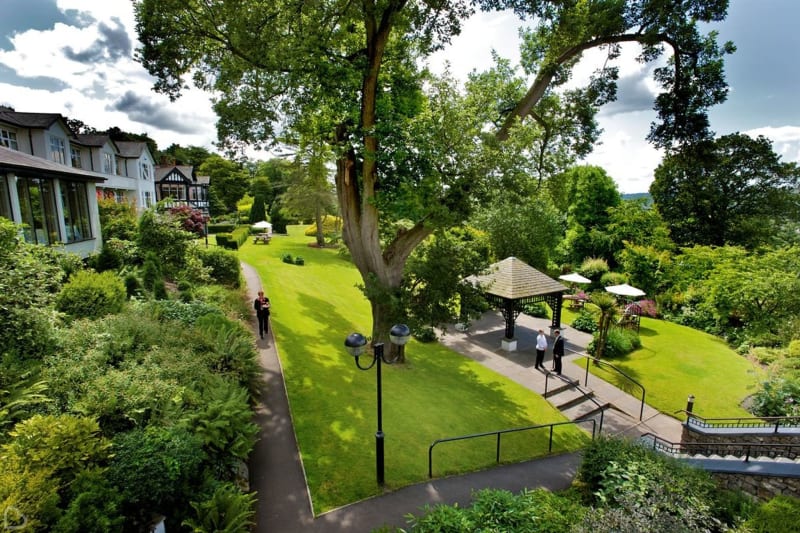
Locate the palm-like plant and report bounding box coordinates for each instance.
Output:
[590,292,619,360]
[0,374,50,434]
[182,483,257,533]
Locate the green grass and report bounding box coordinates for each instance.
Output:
[237,228,589,513]
[577,316,762,421]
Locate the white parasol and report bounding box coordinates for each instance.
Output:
[252,220,272,229]
[558,272,591,284]
[605,283,645,298]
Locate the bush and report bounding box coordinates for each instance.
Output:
[281,253,294,264]
[149,300,224,326]
[206,223,236,234]
[588,327,641,359]
[789,340,800,358]
[600,271,627,287]
[56,270,127,320]
[294,256,305,266]
[198,247,241,287]
[571,310,598,333]
[579,257,609,283]
[414,326,437,343]
[746,495,800,533]
[304,215,342,237]
[182,483,257,533]
[520,301,548,318]
[750,377,800,417]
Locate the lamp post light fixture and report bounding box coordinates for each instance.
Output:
[344,323,411,486]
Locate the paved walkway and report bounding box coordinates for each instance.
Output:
[242,263,684,532]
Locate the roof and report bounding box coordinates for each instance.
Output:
[0,108,65,129]
[115,141,148,158]
[0,145,106,183]
[74,134,113,148]
[467,257,567,300]
[155,165,194,182]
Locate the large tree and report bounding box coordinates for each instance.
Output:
[135,0,732,344]
[651,133,800,247]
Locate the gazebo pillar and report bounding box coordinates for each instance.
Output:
[499,298,520,351]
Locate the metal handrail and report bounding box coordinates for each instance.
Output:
[685,413,800,432]
[544,371,606,434]
[583,356,646,421]
[428,419,596,478]
[639,433,800,462]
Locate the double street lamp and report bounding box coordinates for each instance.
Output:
[344,323,411,486]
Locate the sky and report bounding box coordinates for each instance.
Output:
[0,1,798,194]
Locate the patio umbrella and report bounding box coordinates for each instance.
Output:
[558,272,591,284]
[605,283,645,298]
[252,220,272,229]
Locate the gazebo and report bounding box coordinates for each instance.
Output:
[466,257,568,351]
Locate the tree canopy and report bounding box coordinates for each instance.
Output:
[135,0,733,341]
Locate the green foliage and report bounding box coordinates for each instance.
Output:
[789,340,800,358]
[269,204,289,234]
[571,310,599,334]
[248,193,268,224]
[97,198,138,242]
[578,257,609,288]
[207,223,237,234]
[281,253,294,264]
[182,380,258,461]
[149,299,224,326]
[652,134,800,248]
[618,243,672,296]
[588,327,641,359]
[216,227,250,250]
[194,314,262,393]
[200,155,251,215]
[294,256,305,265]
[107,426,205,523]
[751,378,800,417]
[405,488,586,532]
[304,215,342,237]
[52,468,125,533]
[137,207,195,278]
[711,489,757,530]
[182,483,257,533]
[0,373,50,435]
[520,301,548,318]
[746,495,800,533]
[56,270,127,320]
[414,327,437,343]
[599,271,626,287]
[197,247,241,287]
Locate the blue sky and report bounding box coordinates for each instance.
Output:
[1,0,797,193]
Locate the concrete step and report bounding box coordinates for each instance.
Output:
[553,389,597,411]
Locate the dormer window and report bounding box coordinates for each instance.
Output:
[70,147,82,168]
[141,162,151,180]
[0,128,18,150]
[103,152,115,174]
[49,135,66,164]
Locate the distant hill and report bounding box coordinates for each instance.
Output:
[622,192,652,203]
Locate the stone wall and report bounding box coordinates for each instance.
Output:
[712,471,800,501]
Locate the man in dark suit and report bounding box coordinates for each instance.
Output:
[254,290,271,339]
[552,329,564,375]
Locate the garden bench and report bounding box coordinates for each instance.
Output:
[253,233,271,244]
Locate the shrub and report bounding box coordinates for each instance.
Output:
[746,495,800,533]
[414,327,437,343]
[149,300,224,326]
[182,483,257,533]
[294,256,305,266]
[588,327,641,359]
[750,378,800,417]
[215,233,232,248]
[206,223,236,234]
[579,257,609,282]
[53,468,125,533]
[56,270,126,320]
[600,271,626,287]
[198,247,241,287]
[572,310,598,333]
[789,340,800,358]
[520,301,548,318]
[304,215,342,237]
[635,299,658,318]
[281,253,294,264]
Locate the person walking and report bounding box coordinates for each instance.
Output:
[254,290,271,339]
[535,329,547,370]
[552,329,564,375]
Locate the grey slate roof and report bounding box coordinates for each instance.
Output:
[0,109,64,129]
[155,165,194,181]
[467,257,567,300]
[115,141,147,158]
[0,145,106,182]
[74,134,112,147]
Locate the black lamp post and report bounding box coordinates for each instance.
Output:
[344,323,411,485]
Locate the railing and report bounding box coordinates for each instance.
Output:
[685,413,800,432]
[544,371,606,434]
[639,432,800,462]
[583,356,645,421]
[428,420,596,478]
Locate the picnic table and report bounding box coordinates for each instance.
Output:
[253,233,271,244]
[563,294,587,310]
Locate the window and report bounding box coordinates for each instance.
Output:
[0,128,18,150]
[160,183,185,201]
[114,190,125,203]
[103,152,114,174]
[0,177,13,220]
[49,136,67,164]
[70,147,82,169]
[141,162,151,180]
[143,190,153,208]
[61,181,93,242]
[16,177,60,245]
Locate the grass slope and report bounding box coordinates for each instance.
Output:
[578,317,761,420]
[238,227,589,513]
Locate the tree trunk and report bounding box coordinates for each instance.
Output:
[314,204,325,247]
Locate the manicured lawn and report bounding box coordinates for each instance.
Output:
[237,227,590,514]
[573,314,762,421]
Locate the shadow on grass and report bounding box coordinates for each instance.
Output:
[583,356,646,397]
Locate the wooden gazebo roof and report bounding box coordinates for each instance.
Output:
[468,257,568,300]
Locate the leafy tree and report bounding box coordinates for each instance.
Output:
[473,192,564,272]
[651,133,800,247]
[137,207,195,278]
[199,155,250,215]
[559,165,621,265]
[618,243,672,298]
[281,138,337,246]
[606,199,674,260]
[160,144,213,167]
[135,0,733,345]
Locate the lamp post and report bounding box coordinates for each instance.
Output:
[344,323,411,486]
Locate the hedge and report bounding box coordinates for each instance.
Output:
[207,223,236,234]
[215,227,250,250]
